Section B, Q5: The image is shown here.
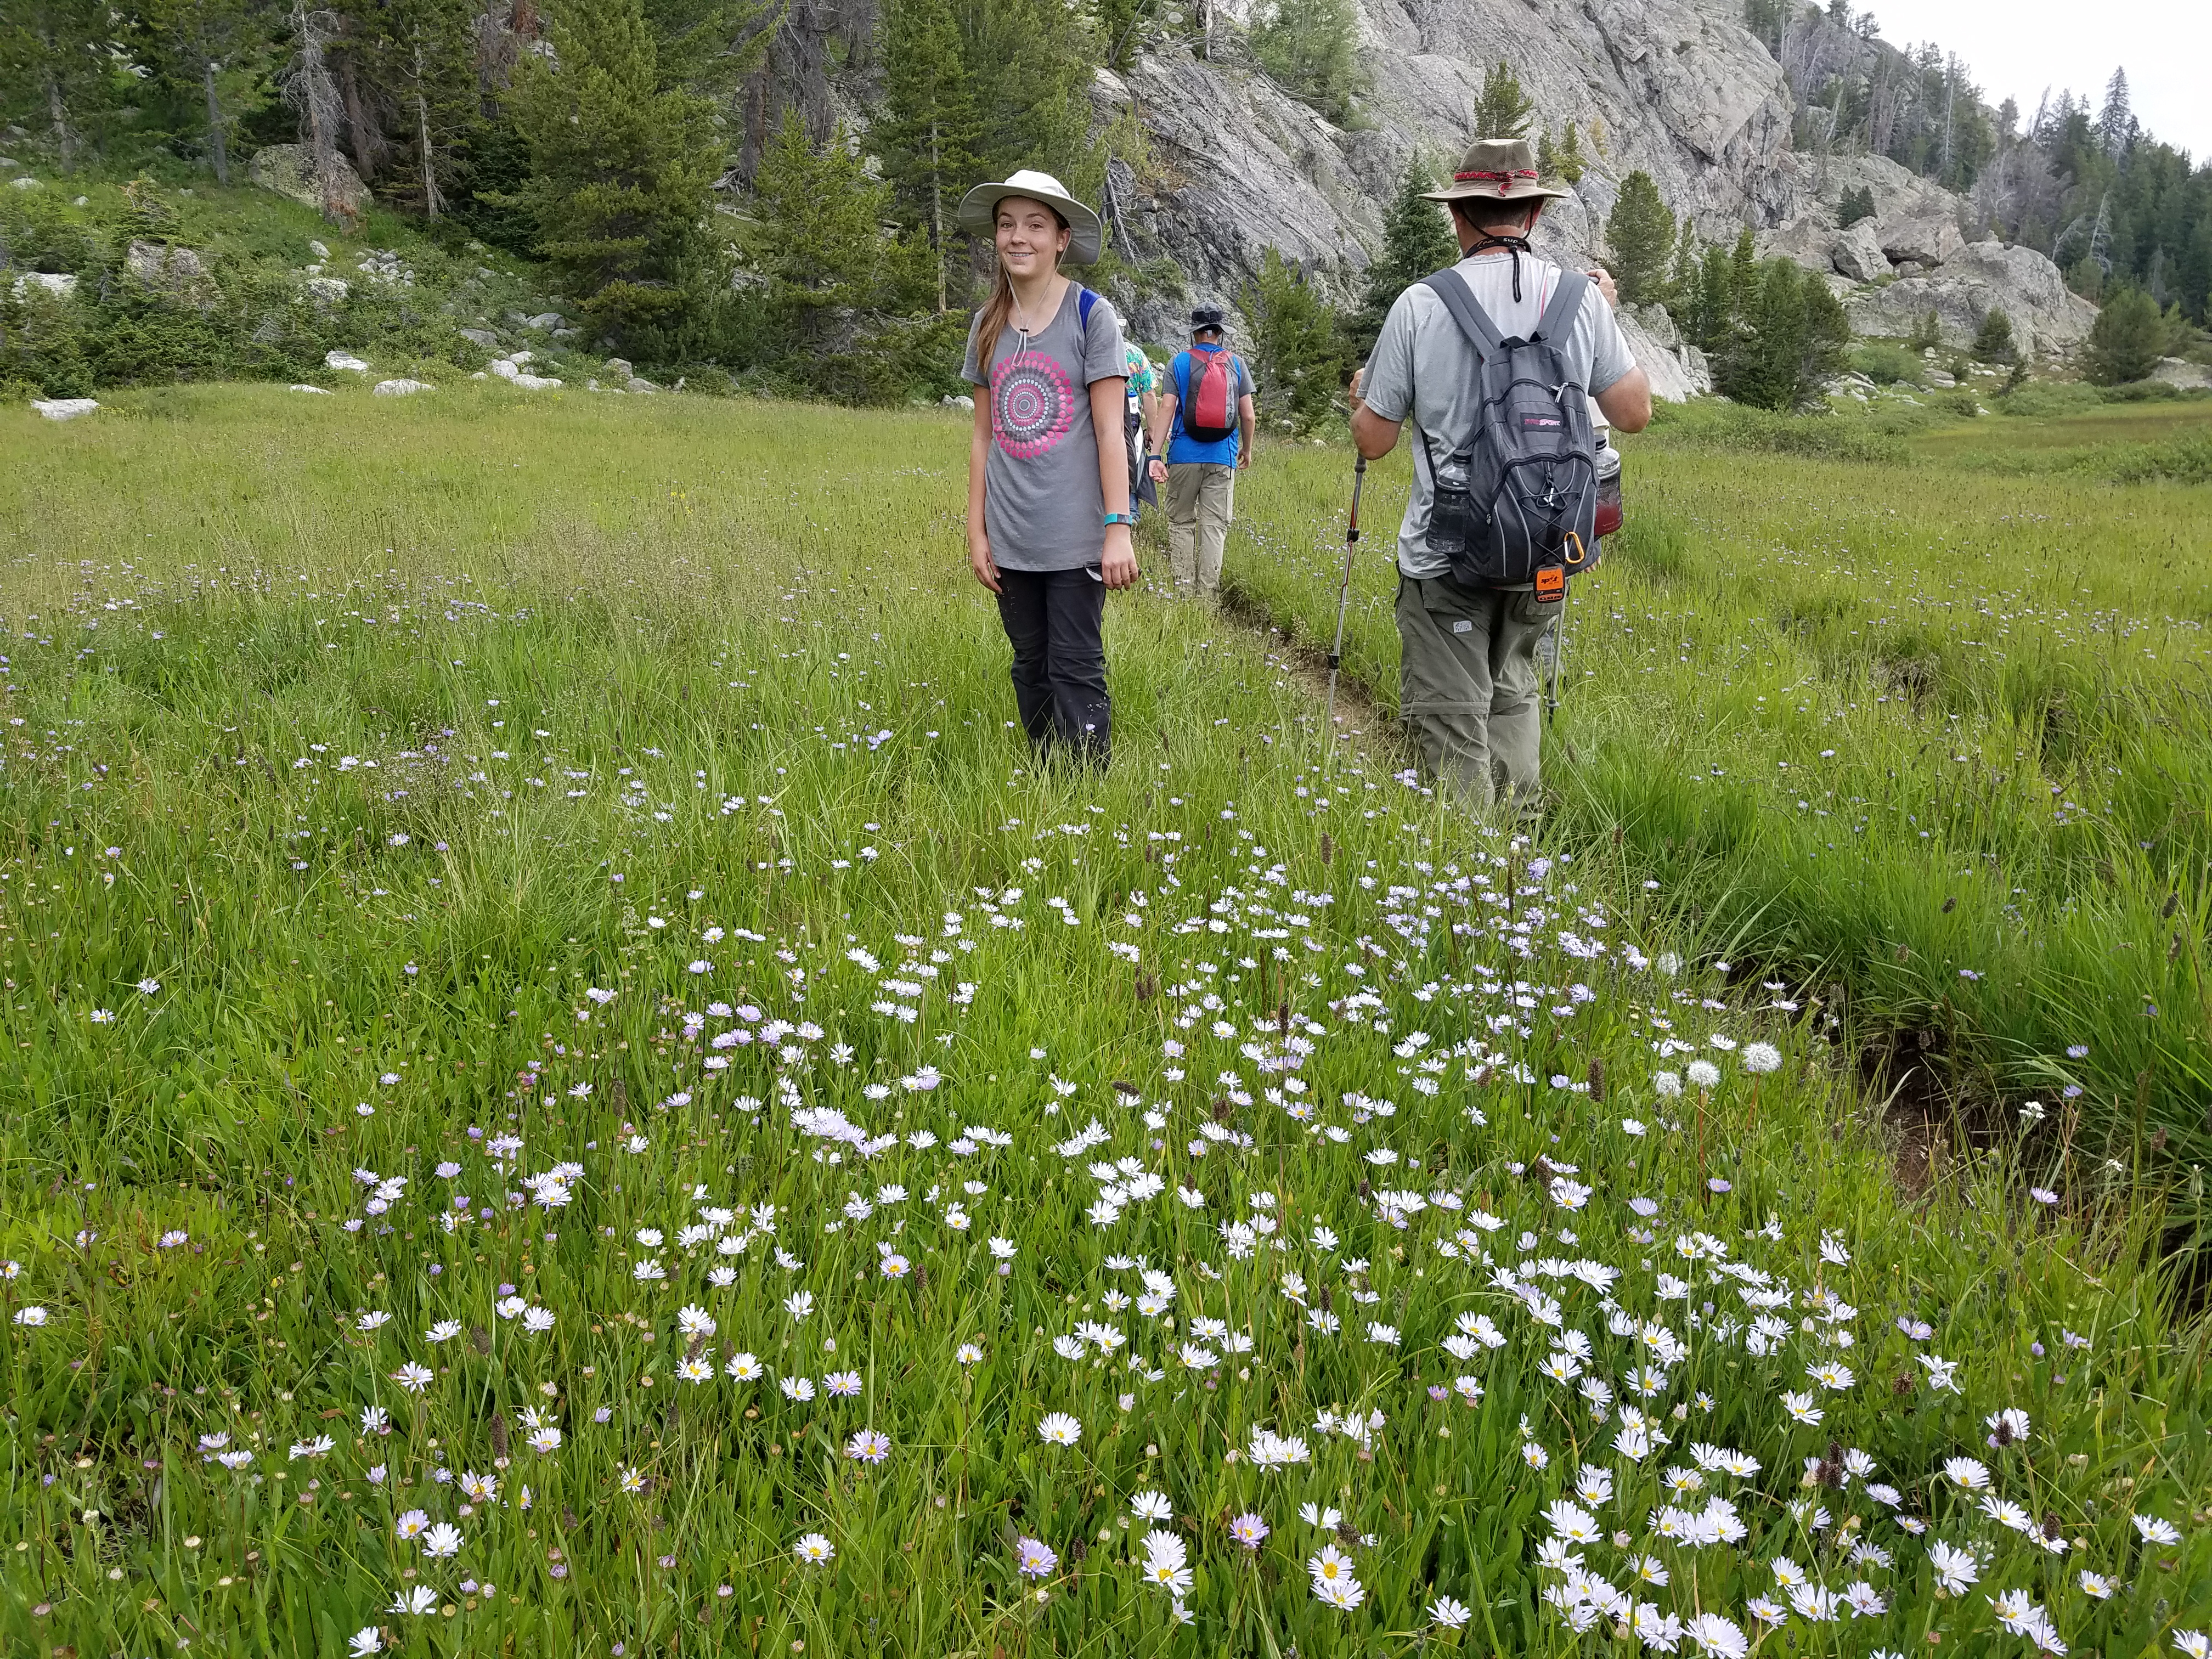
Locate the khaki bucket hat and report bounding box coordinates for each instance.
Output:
[1420,137,1574,205]
[956,170,1104,265]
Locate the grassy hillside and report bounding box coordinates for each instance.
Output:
[2,386,2205,1656]
[1,173,583,399]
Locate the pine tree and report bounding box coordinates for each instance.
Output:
[1797,267,1850,395]
[1726,258,1809,409]
[1536,126,1555,180]
[1246,247,1348,433]
[1743,0,1787,50]
[2094,67,2131,159]
[1685,241,1736,354]
[644,0,777,90]
[1837,184,1875,227]
[506,0,729,347]
[1666,230,1700,313]
[363,0,477,217]
[752,112,907,340]
[1726,227,1759,319]
[1556,121,1584,184]
[879,0,979,311]
[1251,0,1365,125]
[2084,286,2162,383]
[956,0,1098,185]
[1472,60,1533,140]
[1605,171,1675,306]
[0,0,119,171]
[131,0,275,185]
[1348,157,1459,355]
[1971,306,2016,363]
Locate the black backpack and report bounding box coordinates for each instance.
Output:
[1418,267,1600,596]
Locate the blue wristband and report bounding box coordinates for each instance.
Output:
[1102,512,1136,527]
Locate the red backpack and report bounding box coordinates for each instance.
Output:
[1180,349,1239,444]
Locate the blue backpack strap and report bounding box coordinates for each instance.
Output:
[1534,269,1589,348]
[1076,286,1097,336]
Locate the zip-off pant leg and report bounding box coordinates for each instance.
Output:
[1395,575,1556,809]
[1166,463,1235,595]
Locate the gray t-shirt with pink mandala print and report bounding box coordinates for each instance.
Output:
[961,284,1127,572]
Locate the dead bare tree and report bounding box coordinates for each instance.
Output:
[413,36,444,217]
[283,0,352,223]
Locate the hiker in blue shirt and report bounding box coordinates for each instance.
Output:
[1146,306,1256,598]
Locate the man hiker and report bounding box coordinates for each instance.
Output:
[1348,136,1651,811]
[1147,306,1256,598]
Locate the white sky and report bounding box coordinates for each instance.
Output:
[1857,0,2211,161]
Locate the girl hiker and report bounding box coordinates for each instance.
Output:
[957,170,1135,771]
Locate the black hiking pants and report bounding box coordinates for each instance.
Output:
[996,566,1110,770]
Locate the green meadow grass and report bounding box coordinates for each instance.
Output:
[0,385,2207,1657]
[1231,402,2212,1193]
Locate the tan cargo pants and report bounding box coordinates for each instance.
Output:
[1166,462,1235,595]
[1395,573,1558,810]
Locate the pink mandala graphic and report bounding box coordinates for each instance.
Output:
[991,353,1076,460]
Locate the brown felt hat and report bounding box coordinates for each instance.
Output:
[1421,137,1573,205]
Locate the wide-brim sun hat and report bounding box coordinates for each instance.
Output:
[1420,137,1573,205]
[956,170,1104,265]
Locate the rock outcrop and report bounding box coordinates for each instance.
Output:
[1620,304,1712,402]
[1877,211,1963,269]
[1103,0,1798,350]
[1830,221,1888,284]
[125,240,220,308]
[12,272,77,300]
[2150,358,2212,391]
[1098,2,2101,374]
[247,144,370,218]
[1843,240,2098,356]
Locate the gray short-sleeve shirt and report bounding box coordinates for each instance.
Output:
[1359,252,1635,579]
[961,284,1127,572]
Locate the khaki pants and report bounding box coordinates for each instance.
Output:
[1395,573,1558,810]
[1166,462,1235,595]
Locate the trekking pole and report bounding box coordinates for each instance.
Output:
[1322,453,1367,775]
[1545,577,1568,725]
[1546,531,1588,726]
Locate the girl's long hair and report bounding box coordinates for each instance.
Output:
[974,201,1070,375]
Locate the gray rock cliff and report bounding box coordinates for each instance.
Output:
[1094,3,2095,377]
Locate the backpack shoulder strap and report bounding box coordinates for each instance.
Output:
[1533,269,1589,348]
[1421,267,1506,360]
[1076,286,1097,335]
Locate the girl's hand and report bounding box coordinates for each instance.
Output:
[969,540,1002,594]
[1101,524,1138,590]
[1147,458,1167,484]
